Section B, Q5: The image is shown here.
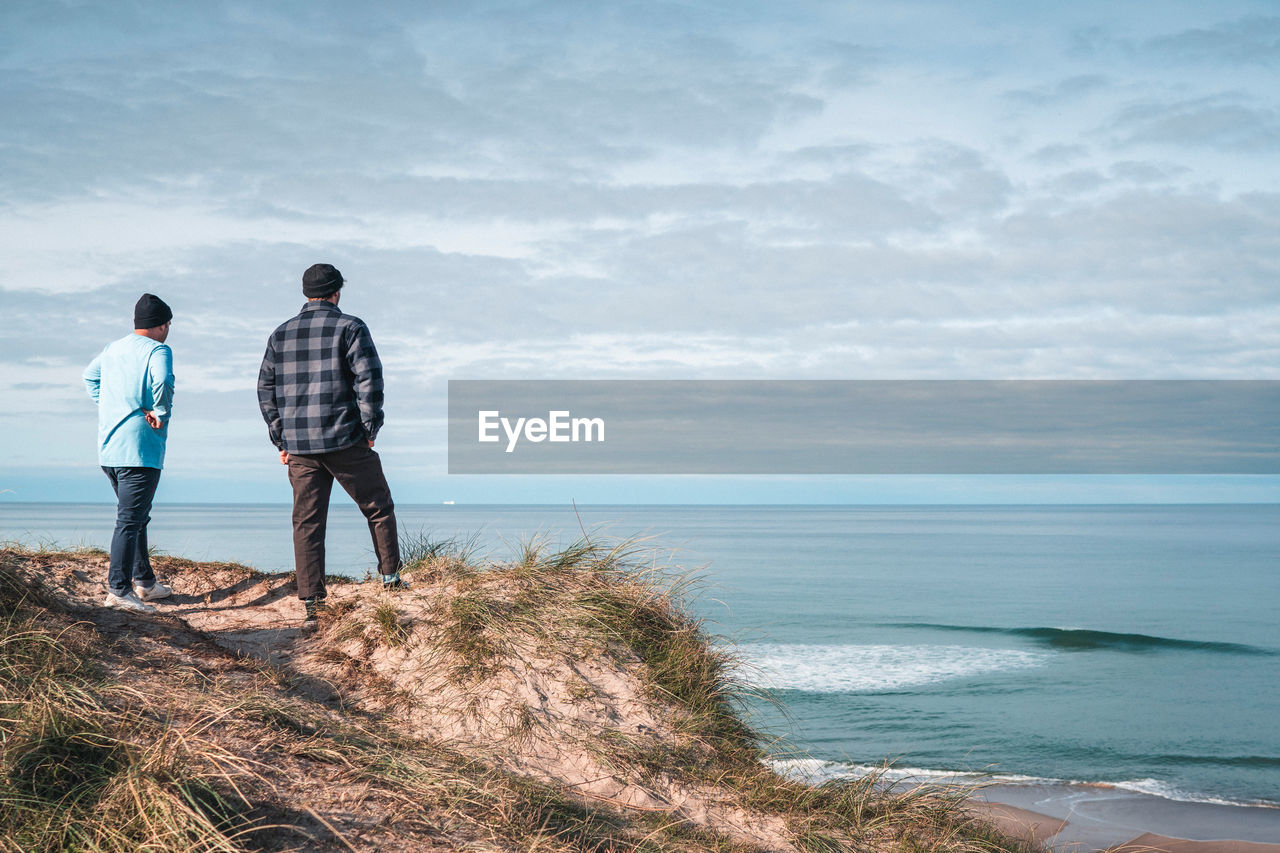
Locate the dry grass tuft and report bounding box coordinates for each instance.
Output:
[399,528,483,581]
[371,601,410,648]
[0,556,256,852]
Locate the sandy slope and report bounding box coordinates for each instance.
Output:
[37,553,797,849]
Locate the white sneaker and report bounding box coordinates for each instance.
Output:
[135,581,172,601]
[104,590,157,614]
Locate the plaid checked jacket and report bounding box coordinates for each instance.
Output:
[257,301,385,454]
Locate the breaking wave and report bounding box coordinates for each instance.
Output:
[768,760,1280,808]
[737,643,1045,693]
[879,623,1276,656]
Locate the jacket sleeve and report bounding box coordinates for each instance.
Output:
[83,354,102,403]
[257,336,284,449]
[147,344,175,422]
[345,322,385,442]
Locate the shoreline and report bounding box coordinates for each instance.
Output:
[978,781,1280,850]
[773,760,1280,848]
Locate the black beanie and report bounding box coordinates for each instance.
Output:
[303,263,344,298]
[134,293,173,329]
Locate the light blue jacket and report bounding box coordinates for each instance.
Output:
[83,334,175,469]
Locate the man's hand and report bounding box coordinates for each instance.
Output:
[279,450,290,465]
[143,410,162,429]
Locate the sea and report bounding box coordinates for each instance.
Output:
[3,502,1278,825]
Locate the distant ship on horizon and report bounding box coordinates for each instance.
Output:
[442,500,455,505]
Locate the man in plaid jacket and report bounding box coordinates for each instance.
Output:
[257,263,405,629]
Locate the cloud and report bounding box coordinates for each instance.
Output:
[1005,74,1109,107]
[1146,15,1280,65]
[784,142,874,166]
[1110,95,1280,151]
[1028,143,1089,164]
[1045,169,1107,195]
[1,2,827,211]
[813,39,881,88]
[1108,160,1190,183]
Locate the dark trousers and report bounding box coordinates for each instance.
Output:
[102,466,161,596]
[287,444,401,600]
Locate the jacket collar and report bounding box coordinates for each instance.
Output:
[301,300,340,314]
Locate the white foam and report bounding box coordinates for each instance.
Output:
[769,758,1046,787]
[1111,778,1269,808]
[769,761,1279,809]
[738,643,1045,693]
[770,758,983,786]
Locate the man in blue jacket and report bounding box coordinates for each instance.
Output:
[257,264,404,630]
[83,294,176,614]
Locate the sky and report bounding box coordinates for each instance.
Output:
[1,0,1277,504]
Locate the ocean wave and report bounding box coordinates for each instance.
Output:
[769,758,1001,786]
[879,623,1276,656]
[1148,754,1280,769]
[1108,777,1276,808]
[767,759,1280,809]
[737,643,1045,693]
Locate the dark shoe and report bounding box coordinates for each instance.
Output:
[381,572,409,591]
[302,595,327,630]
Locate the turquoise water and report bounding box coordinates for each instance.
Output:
[3,502,1277,809]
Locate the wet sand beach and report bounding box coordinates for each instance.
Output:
[979,783,1280,850]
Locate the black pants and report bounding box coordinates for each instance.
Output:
[287,444,400,600]
[102,466,161,595]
